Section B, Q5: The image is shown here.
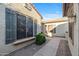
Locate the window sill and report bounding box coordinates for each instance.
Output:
[12,37,35,45]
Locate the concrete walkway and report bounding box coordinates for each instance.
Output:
[7,37,71,56]
[7,38,49,56]
[34,37,66,56]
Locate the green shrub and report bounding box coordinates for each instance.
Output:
[35,32,46,45]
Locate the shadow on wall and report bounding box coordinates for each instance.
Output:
[46,22,68,37]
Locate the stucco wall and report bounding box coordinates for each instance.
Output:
[0,5,6,55]
[56,22,68,37]
[69,4,79,56]
[44,21,68,37]
[0,3,42,55]
[3,3,42,33]
[78,4,79,56]
[72,4,79,56]
[64,3,79,56]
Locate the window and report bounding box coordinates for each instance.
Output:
[5,8,34,44]
[6,8,16,44]
[26,17,33,37]
[17,13,26,39]
[34,19,37,36]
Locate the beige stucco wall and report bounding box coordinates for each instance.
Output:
[0,3,42,55]
[3,3,42,34]
[73,3,79,56]
[78,4,79,56]
[64,3,79,56]
[0,5,6,55]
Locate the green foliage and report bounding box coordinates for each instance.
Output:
[35,32,46,45]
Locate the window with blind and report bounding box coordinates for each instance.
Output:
[5,8,34,44]
[6,8,16,44]
[17,13,26,39]
[34,19,37,36]
[26,17,33,37]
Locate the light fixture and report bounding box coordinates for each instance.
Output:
[23,3,32,11]
[68,15,76,23]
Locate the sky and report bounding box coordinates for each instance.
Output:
[33,3,63,20]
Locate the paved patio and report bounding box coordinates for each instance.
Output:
[7,38,49,56]
[7,37,71,56]
[56,40,71,56]
[7,43,46,56]
[34,37,71,56]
